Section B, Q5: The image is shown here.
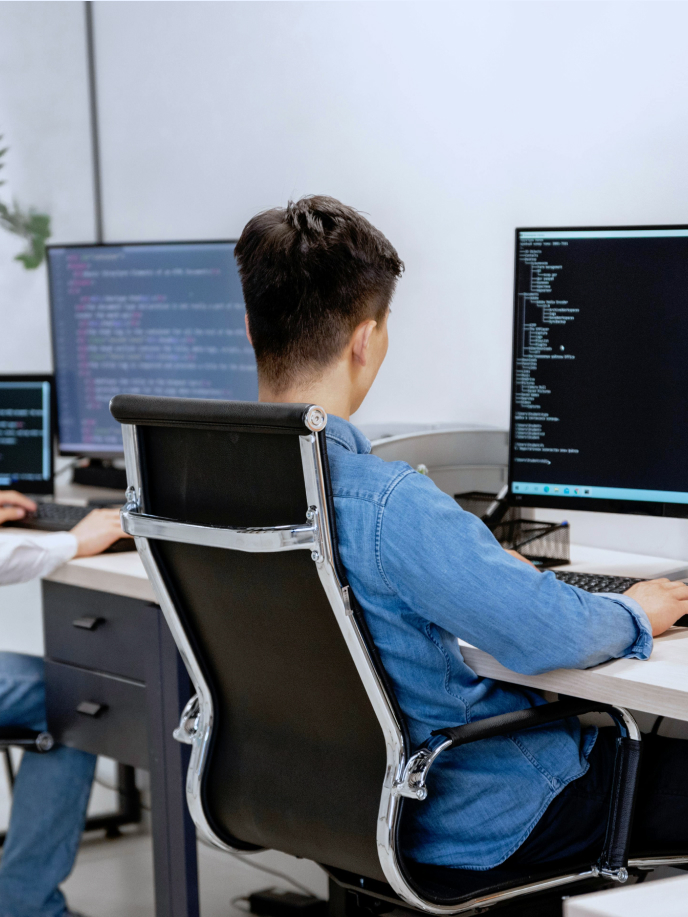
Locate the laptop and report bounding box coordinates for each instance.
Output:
[0,374,131,549]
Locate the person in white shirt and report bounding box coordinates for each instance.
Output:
[0,490,130,917]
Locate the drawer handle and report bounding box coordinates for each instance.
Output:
[72,617,104,631]
[76,701,107,718]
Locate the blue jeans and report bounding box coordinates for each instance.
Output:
[0,652,96,917]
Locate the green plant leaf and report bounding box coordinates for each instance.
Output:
[0,135,51,268]
[0,199,51,269]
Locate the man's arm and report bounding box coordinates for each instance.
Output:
[0,531,78,585]
[0,491,130,586]
[377,472,662,675]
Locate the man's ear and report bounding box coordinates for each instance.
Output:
[351,320,377,366]
[244,313,253,346]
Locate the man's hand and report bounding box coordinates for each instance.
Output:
[70,508,131,557]
[624,578,688,636]
[0,491,37,525]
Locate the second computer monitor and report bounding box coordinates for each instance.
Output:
[509,225,688,518]
[0,375,54,495]
[48,241,258,455]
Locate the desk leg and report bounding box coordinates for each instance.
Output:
[145,609,200,917]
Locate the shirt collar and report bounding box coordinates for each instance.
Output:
[325,414,372,455]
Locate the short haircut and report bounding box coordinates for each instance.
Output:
[235,195,404,392]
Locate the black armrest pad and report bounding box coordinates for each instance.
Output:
[598,737,642,872]
[110,395,314,434]
[432,698,613,748]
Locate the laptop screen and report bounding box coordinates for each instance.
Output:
[0,376,54,495]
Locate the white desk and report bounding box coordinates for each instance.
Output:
[564,873,688,916]
[45,549,155,602]
[41,542,688,722]
[460,544,688,721]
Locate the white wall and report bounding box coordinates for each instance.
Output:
[91,0,688,432]
[0,0,95,373]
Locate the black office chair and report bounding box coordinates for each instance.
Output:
[110,395,688,916]
[0,729,54,811]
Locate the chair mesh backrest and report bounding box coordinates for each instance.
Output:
[120,399,389,880]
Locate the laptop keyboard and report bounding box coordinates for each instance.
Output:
[26,503,92,530]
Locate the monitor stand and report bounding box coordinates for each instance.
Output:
[72,458,127,490]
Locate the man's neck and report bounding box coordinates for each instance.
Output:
[259,384,352,421]
[258,365,356,421]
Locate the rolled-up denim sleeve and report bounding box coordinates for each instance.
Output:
[377,472,653,674]
[595,593,653,660]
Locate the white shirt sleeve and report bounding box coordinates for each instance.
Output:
[0,531,78,586]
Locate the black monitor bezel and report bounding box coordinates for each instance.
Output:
[0,373,55,496]
[508,223,688,520]
[46,239,239,458]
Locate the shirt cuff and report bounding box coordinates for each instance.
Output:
[598,593,653,660]
[43,531,79,568]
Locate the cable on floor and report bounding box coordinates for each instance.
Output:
[92,773,316,895]
[197,835,317,897]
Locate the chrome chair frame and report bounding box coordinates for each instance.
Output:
[119,404,688,915]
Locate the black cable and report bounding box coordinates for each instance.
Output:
[650,715,665,737]
[197,836,317,897]
[54,458,80,478]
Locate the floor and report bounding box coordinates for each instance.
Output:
[1,750,328,917]
[62,829,329,917]
[54,825,687,917]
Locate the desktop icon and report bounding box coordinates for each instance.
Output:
[544,486,549,493]
[564,488,570,494]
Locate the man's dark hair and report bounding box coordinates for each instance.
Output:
[235,195,404,391]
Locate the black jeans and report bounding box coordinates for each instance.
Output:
[505,727,688,867]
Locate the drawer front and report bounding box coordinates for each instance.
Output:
[45,660,148,769]
[43,580,156,682]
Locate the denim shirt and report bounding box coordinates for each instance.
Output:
[325,415,653,870]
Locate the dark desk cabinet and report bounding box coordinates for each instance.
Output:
[42,579,200,917]
[43,582,151,682]
[44,660,148,768]
[43,581,154,768]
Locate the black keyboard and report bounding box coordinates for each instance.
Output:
[21,502,91,531]
[555,569,688,626]
[554,570,645,594]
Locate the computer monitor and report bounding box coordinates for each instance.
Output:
[509,225,688,519]
[47,241,257,456]
[0,375,54,495]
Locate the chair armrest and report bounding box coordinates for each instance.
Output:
[397,697,641,881]
[430,697,616,749]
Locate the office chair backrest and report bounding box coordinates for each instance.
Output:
[111,396,393,880]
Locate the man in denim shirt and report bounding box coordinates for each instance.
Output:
[235,196,688,870]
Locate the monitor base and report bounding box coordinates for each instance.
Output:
[73,459,127,490]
